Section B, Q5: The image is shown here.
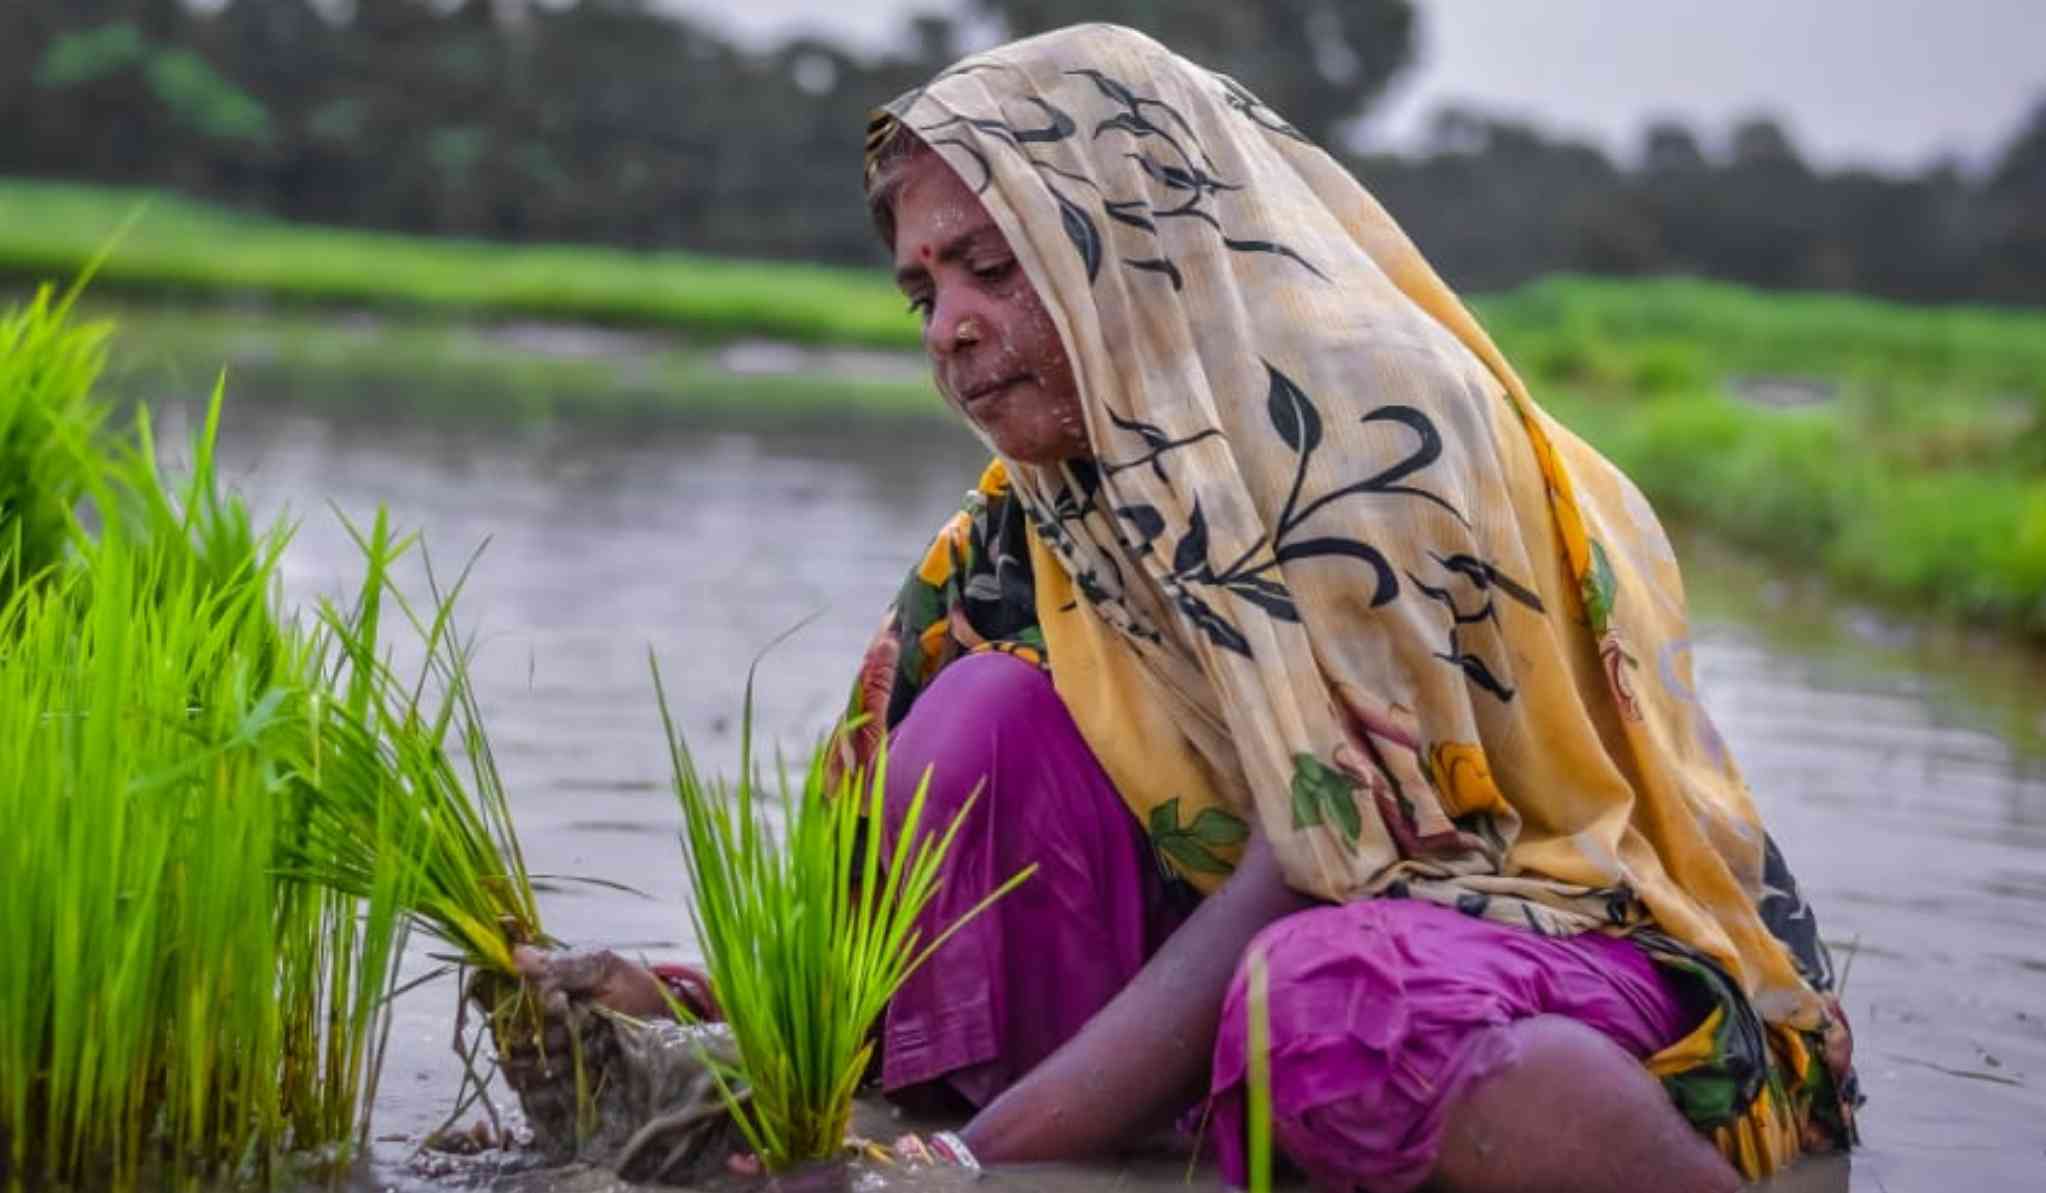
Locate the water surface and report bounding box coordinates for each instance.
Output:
[170,395,2044,1193]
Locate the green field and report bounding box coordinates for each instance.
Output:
[0,177,915,347]
[7,177,2044,637]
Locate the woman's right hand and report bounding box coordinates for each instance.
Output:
[511,945,675,1020]
[486,946,707,1099]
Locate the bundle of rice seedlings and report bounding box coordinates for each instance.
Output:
[0,388,416,1186]
[0,283,108,601]
[655,658,1034,1172]
[275,511,544,979]
[1,282,541,1189]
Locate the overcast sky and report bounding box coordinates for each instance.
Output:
[656,0,2044,173]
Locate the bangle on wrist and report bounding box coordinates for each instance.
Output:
[927,1130,980,1173]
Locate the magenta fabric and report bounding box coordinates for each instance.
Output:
[878,651,1184,1106]
[1205,900,1697,1193]
[878,650,1696,1191]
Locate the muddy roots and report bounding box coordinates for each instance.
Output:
[478,975,747,1186]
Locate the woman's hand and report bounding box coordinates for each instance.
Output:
[486,946,717,1102]
[512,944,676,1020]
[955,828,1312,1163]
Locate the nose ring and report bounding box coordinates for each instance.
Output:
[955,317,983,346]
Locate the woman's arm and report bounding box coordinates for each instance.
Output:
[958,828,1313,1163]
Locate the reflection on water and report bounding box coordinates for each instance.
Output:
[161,395,2041,1193]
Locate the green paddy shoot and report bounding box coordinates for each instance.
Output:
[655,658,1034,1171]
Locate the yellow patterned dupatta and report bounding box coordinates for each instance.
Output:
[861,24,1856,1174]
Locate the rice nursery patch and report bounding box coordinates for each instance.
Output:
[0,284,544,1189]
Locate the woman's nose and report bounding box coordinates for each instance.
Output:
[924,295,985,359]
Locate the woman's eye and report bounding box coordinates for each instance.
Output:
[971,258,1014,282]
[905,295,934,320]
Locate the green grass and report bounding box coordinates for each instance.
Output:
[0,284,545,1188]
[0,178,919,348]
[1492,278,2046,637]
[656,658,1031,1171]
[7,177,2042,635]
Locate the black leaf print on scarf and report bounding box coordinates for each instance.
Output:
[1176,592,1253,656]
[1049,65,1324,287]
[1050,457,1103,528]
[1165,502,1256,656]
[1171,497,1212,577]
[1219,235,1330,282]
[1162,497,1308,656]
[1209,71,1311,144]
[1266,360,1323,456]
[1407,571,1499,627]
[1104,199,1157,232]
[1114,145,1325,282]
[1065,67,1214,172]
[1056,191,1103,281]
[1451,653,1514,701]
[1124,257,1183,289]
[1074,566,1119,609]
[1031,160,1104,195]
[1008,97,1078,142]
[1252,361,1419,607]
[1273,537,1396,606]
[916,100,1111,282]
[927,135,993,192]
[1277,401,1469,532]
[1115,503,1167,554]
[919,97,1075,146]
[1407,554,1539,703]
[1110,362,1455,650]
[1433,552,1546,613]
[1099,405,1222,482]
[1222,573,1299,621]
[1125,152,1240,202]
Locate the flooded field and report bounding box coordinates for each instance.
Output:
[165,393,2044,1193]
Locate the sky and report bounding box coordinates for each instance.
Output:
[656,0,2046,174]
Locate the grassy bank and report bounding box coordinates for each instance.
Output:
[8,177,2042,636]
[0,178,915,347]
[1497,278,2046,637]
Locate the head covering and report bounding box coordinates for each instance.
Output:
[866,23,1829,1036]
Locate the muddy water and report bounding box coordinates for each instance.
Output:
[176,398,2043,1192]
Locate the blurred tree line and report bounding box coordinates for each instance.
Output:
[3,0,2041,304]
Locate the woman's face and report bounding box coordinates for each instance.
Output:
[890,150,1089,465]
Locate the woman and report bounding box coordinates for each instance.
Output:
[528,24,1857,1192]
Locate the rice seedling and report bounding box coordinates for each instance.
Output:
[274,514,544,978]
[0,282,110,600]
[1245,948,1274,1193]
[654,656,1033,1172]
[0,281,546,1189]
[0,393,418,1188]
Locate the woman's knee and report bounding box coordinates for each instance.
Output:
[1229,900,1413,1011]
[881,652,1064,827]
